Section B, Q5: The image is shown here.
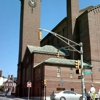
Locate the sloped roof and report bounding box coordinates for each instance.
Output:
[87,4,100,12]
[79,4,100,13]
[27,45,70,56]
[34,58,92,68]
[77,4,100,19]
[79,5,94,13]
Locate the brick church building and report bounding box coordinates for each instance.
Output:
[16,0,100,100]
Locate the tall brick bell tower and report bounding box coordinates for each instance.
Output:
[67,0,79,59]
[17,0,41,97]
[67,0,79,39]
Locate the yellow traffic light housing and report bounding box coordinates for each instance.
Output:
[56,50,59,58]
[44,79,46,85]
[38,30,42,40]
[75,60,80,69]
[75,60,81,74]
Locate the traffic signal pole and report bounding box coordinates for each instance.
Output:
[80,43,86,100]
[38,28,86,100]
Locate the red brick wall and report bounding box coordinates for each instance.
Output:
[45,65,100,96]
[44,65,93,96]
[88,10,100,61]
[33,53,65,65]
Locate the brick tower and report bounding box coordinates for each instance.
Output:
[17,0,41,97]
[18,0,40,63]
[67,0,79,59]
[67,0,79,39]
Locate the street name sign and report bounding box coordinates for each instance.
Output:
[84,71,92,74]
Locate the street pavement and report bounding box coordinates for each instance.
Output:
[0,93,27,100]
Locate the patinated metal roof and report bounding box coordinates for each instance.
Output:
[34,58,92,68]
[27,45,70,56]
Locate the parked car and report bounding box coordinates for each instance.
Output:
[50,90,82,100]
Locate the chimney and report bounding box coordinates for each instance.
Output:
[11,75,14,81]
[0,70,2,77]
[8,75,10,80]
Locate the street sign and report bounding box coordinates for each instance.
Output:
[84,70,92,74]
[27,82,32,100]
[27,82,32,87]
[84,66,90,69]
[78,75,83,79]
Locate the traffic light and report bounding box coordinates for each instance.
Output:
[75,60,80,69]
[56,50,59,58]
[76,69,81,74]
[38,30,42,40]
[44,79,46,85]
[75,60,81,74]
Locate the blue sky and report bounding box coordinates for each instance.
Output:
[0,0,100,77]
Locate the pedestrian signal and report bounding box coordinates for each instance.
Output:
[76,69,81,74]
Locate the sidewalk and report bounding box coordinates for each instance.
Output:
[0,93,30,100]
[5,95,30,100]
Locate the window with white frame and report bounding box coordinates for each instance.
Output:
[57,67,61,77]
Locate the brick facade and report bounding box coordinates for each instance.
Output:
[16,0,100,99]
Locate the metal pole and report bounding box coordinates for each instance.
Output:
[39,28,88,100]
[45,85,46,100]
[80,42,85,100]
[28,87,30,100]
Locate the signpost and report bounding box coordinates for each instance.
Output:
[27,82,32,88]
[27,81,32,100]
[44,79,46,100]
[78,75,83,79]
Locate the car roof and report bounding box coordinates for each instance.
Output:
[59,90,77,94]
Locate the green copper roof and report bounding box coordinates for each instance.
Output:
[27,45,70,56]
[34,58,92,68]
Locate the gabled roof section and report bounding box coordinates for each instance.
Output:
[87,4,100,12]
[27,45,70,56]
[34,58,92,68]
[79,4,100,13]
[79,6,94,13]
[78,4,100,18]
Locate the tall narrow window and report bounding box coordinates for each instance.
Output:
[51,37,54,45]
[57,67,61,77]
[79,20,82,33]
[57,32,60,44]
[26,65,31,81]
[63,27,67,37]
[47,40,50,45]
[70,67,73,78]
